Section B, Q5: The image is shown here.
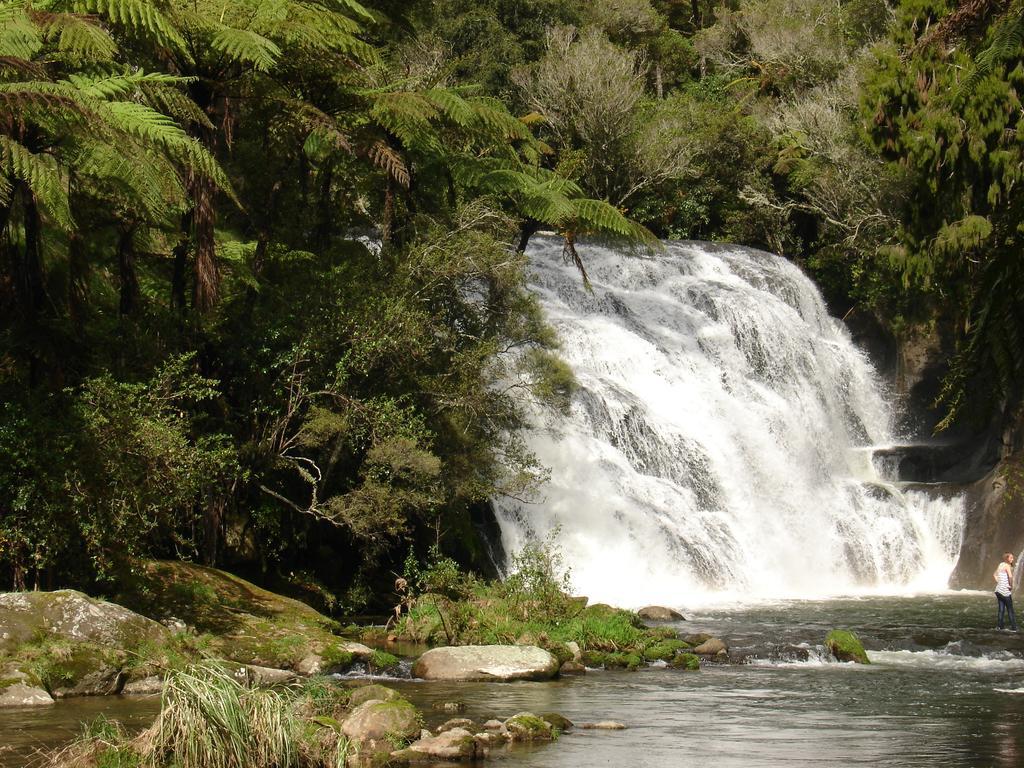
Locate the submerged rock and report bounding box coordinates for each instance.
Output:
[412,645,560,682]
[580,721,627,730]
[637,606,685,621]
[826,630,870,664]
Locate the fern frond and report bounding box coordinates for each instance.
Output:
[71,0,186,50]
[140,82,213,131]
[957,10,1024,99]
[34,11,118,62]
[425,88,474,127]
[209,26,281,71]
[0,135,73,230]
[0,4,41,59]
[368,139,409,187]
[66,71,191,100]
[572,198,657,243]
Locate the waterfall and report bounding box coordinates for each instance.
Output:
[493,239,965,607]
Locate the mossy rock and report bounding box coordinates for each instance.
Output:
[670,652,700,671]
[540,712,574,732]
[825,630,869,664]
[643,639,690,662]
[321,642,356,672]
[348,683,402,708]
[603,652,642,671]
[368,650,400,673]
[580,650,607,668]
[505,712,555,741]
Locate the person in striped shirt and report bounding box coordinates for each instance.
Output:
[994,552,1018,631]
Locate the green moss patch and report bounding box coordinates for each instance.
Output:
[825,629,870,664]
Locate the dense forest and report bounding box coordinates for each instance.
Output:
[2,0,1023,609]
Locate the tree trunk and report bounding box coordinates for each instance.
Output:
[191,175,219,312]
[315,162,335,253]
[517,218,542,253]
[18,183,46,315]
[117,227,139,316]
[68,232,88,331]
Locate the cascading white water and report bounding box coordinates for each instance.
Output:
[493,239,965,607]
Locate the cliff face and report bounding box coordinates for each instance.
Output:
[949,457,1024,589]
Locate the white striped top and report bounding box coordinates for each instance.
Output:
[996,566,1013,596]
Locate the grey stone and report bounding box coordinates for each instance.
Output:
[0,683,54,707]
[412,645,559,682]
[637,606,685,621]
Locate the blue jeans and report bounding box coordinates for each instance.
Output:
[996,592,1018,630]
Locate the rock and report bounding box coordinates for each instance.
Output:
[692,638,728,657]
[295,654,323,676]
[0,682,54,707]
[826,630,870,664]
[348,683,402,708]
[682,633,711,646]
[504,712,554,741]
[432,700,466,713]
[565,641,582,662]
[637,606,685,622]
[396,727,480,761]
[412,645,560,682]
[482,719,506,732]
[540,712,573,731]
[670,652,700,670]
[341,698,421,744]
[435,718,475,734]
[473,731,504,748]
[580,721,627,730]
[245,665,298,686]
[559,660,586,675]
[44,645,127,698]
[122,675,164,695]
[0,591,169,653]
[161,617,188,633]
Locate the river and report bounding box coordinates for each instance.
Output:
[4,592,1023,768]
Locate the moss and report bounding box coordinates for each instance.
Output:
[506,713,555,741]
[643,639,690,662]
[368,650,400,673]
[670,652,700,670]
[321,643,355,671]
[825,630,870,664]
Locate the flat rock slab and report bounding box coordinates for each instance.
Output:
[412,645,560,682]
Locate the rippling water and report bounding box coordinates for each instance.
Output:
[4,594,1021,768]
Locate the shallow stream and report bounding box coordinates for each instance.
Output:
[4,593,1024,767]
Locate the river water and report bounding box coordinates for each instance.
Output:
[4,593,1024,768]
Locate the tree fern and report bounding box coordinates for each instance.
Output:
[70,0,185,49]
[209,26,281,72]
[35,11,119,62]
[0,135,73,230]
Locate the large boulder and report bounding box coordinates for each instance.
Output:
[412,645,559,682]
[637,606,685,622]
[348,683,403,708]
[342,698,421,744]
[0,591,169,653]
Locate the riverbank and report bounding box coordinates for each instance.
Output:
[3,594,1022,768]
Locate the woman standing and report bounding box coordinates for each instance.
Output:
[994,552,1018,631]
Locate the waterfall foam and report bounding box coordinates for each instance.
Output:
[493,239,965,607]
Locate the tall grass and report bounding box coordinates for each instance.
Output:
[38,665,349,768]
[141,665,298,768]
